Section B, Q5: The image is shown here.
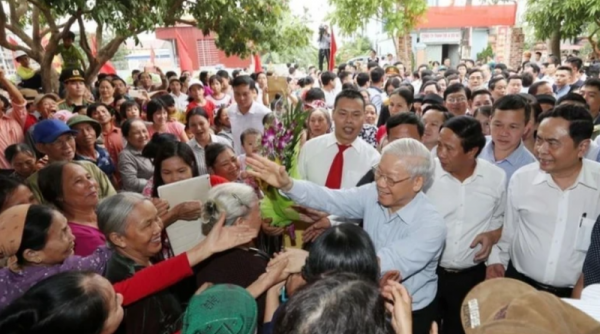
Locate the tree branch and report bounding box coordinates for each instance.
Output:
[77,16,94,61]
[40,23,67,37]
[28,0,58,33]
[95,21,104,49]
[5,1,35,47]
[176,18,197,26]
[32,7,41,49]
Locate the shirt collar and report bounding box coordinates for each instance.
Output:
[392,191,426,225]
[532,160,598,190]
[234,102,256,116]
[484,137,528,166]
[438,159,484,181]
[324,133,361,150]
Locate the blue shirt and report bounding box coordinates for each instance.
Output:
[554,84,571,99]
[285,180,447,311]
[478,137,536,182]
[75,144,116,179]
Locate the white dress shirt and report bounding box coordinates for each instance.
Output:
[489,160,600,287]
[323,88,337,109]
[426,159,506,269]
[170,92,189,112]
[298,133,381,188]
[229,102,272,155]
[187,134,232,175]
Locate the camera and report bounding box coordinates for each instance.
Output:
[319,25,326,34]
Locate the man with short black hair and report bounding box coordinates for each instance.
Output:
[582,78,600,124]
[487,104,600,298]
[479,95,536,181]
[524,63,540,82]
[228,75,271,154]
[566,56,585,88]
[320,71,338,108]
[467,69,484,91]
[368,67,386,113]
[356,72,370,89]
[507,75,523,95]
[444,84,471,116]
[429,115,506,334]
[553,66,573,99]
[472,89,493,109]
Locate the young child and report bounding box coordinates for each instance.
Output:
[119,100,141,122]
[14,51,42,90]
[57,31,86,71]
[239,128,262,171]
[186,80,215,124]
[206,75,232,109]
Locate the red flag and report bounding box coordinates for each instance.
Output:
[150,47,156,65]
[328,27,337,71]
[253,53,263,73]
[90,35,116,74]
[175,31,193,72]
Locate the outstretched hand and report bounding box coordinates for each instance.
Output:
[203,212,255,255]
[246,155,293,191]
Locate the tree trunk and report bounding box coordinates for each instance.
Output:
[396,34,412,70]
[550,28,561,57]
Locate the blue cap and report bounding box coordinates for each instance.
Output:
[33,119,78,144]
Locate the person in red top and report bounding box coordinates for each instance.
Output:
[0,68,28,172]
[375,87,414,144]
[186,79,215,124]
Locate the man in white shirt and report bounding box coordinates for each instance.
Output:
[320,71,338,109]
[228,75,271,154]
[300,89,380,240]
[478,95,537,182]
[368,67,386,113]
[487,104,600,298]
[428,116,506,334]
[467,68,485,92]
[169,78,188,112]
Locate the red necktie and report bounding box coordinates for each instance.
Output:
[325,144,350,189]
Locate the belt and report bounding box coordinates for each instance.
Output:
[508,262,573,297]
[439,263,486,274]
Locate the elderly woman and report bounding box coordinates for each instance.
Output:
[119,118,153,192]
[194,183,267,327]
[97,192,260,334]
[38,161,104,257]
[0,202,258,315]
[68,114,117,182]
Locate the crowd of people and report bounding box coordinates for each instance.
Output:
[1,46,600,334]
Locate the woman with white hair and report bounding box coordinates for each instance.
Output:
[246,138,447,334]
[193,182,268,329]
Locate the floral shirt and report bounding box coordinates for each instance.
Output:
[359,124,378,148]
[0,247,112,309]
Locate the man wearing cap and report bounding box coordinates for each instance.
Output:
[26,119,116,204]
[57,69,90,112]
[487,105,600,298]
[14,51,42,91]
[67,115,116,182]
[0,68,28,174]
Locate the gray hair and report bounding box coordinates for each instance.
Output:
[202,183,258,232]
[381,138,435,191]
[97,192,149,244]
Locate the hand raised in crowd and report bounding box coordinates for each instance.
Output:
[485,263,506,280]
[379,270,402,290]
[303,217,331,242]
[382,281,413,334]
[262,218,285,236]
[247,258,290,298]
[202,212,255,255]
[246,155,293,191]
[150,198,170,218]
[268,248,309,274]
[174,200,202,221]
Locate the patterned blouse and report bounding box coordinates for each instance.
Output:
[0,247,112,309]
[74,144,116,180]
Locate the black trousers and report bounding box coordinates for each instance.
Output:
[505,261,573,298]
[413,298,438,334]
[436,263,486,334]
[318,48,330,72]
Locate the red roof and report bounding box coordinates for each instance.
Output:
[417,4,517,29]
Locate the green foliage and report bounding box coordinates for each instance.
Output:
[525,0,600,42]
[476,44,494,61]
[263,45,319,68]
[327,0,428,37]
[335,36,373,63]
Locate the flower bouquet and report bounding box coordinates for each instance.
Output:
[257,99,309,228]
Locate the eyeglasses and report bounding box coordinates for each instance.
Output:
[231,194,249,210]
[447,97,467,104]
[372,165,411,187]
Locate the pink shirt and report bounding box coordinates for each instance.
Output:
[0,102,27,169]
[68,222,106,257]
[147,122,187,142]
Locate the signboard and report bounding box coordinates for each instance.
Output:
[419,31,461,44]
[495,26,509,62]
